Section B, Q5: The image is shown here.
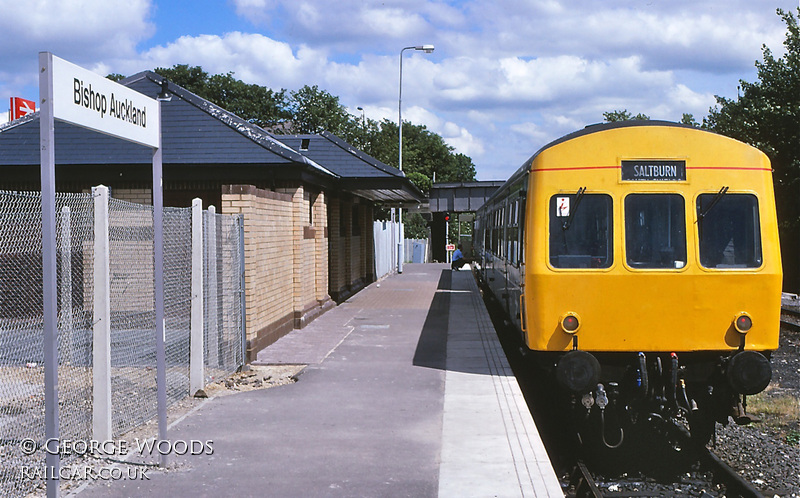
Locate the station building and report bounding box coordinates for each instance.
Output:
[0,72,422,361]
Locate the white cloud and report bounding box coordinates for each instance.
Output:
[1,0,796,181]
[0,0,153,62]
[134,32,329,90]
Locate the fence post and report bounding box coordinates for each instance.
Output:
[190,198,205,395]
[58,206,73,364]
[92,185,112,441]
[238,214,247,367]
[206,205,221,367]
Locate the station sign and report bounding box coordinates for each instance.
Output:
[446,244,456,251]
[621,160,686,181]
[10,97,36,119]
[50,55,159,148]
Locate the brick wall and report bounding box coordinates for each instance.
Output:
[327,196,373,303]
[113,188,152,205]
[222,184,332,361]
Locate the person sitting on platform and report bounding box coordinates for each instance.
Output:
[451,244,466,270]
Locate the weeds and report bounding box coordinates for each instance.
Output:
[746,392,800,429]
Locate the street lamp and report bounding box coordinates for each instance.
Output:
[398,44,434,273]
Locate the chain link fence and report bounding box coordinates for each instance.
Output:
[203,210,245,385]
[0,190,244,497]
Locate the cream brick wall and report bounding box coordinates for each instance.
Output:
[222,186,294,344]
[113,188,153,205]
[222,184,330,352]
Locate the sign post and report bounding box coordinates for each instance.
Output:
[38,51,59,498]
[38,52,165,496]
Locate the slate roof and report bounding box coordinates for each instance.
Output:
[0,72,422,203]
[280,131,423,203]
[0,72,333,177]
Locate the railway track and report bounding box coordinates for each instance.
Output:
[781,306,800,332]
[482,285,789,497]
[563,421,765,497]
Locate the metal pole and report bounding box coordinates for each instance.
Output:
[398,45,433,272]
[397,47,411,274]
[153,103,168,467]
[38,50,60,498]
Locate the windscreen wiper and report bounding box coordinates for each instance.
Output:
[562,186,586,230]
[697,186,729,221]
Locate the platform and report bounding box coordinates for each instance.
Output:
[75,264,563,497]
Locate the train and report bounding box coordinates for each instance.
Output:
[473,121,782,446]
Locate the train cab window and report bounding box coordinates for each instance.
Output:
[697,193,762,268]
[549,193,612,268]
[624,194,686,269]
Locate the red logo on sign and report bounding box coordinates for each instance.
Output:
[11,97,36,120]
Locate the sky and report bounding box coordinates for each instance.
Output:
[0,0,797,181]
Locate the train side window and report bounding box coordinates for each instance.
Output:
[549,193,612,268]
[625,194,686,269]
[697,193,762,268]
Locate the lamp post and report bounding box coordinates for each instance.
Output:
[398,44,434,273]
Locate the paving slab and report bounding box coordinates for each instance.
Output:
[73,264,562,497]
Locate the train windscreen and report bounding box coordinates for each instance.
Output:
[697,193,762,268]
[549,193,612,268]
[625,193,687,269]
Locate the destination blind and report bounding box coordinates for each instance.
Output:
[621,160,686,181]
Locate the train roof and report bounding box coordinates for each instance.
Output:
[481,120,728,209]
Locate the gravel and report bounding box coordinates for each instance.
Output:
[710,314,800,497]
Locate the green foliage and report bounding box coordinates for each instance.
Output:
[153,64,289,129]
[286,85,357,138]
[365,119,476,185]
[106,74,125,82]
[787,430,800,446]
[603,109,650,122]
[680,113,700,127]
[406,171,432,194]
[147,64,476,201]
[403,212,429,239]
[705,8,800,290]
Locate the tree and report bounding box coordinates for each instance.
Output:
[405,171,432,195]
[366,119,476,185]
[680,113,700,127]
[285,85,357,138]
[148,65,477,219]
[404,212,429,239]
[603,109,650,122]
[705,8,800,290]
[153,64,289,129]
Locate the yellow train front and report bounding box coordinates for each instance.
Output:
[475,121,782,445]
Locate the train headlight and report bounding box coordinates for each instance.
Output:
[734,312,752,334]
[560,312,580,334]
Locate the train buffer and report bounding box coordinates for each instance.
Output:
[77,263,563,497]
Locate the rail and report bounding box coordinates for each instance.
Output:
[781,306,800,332]
[669,423,764,498]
